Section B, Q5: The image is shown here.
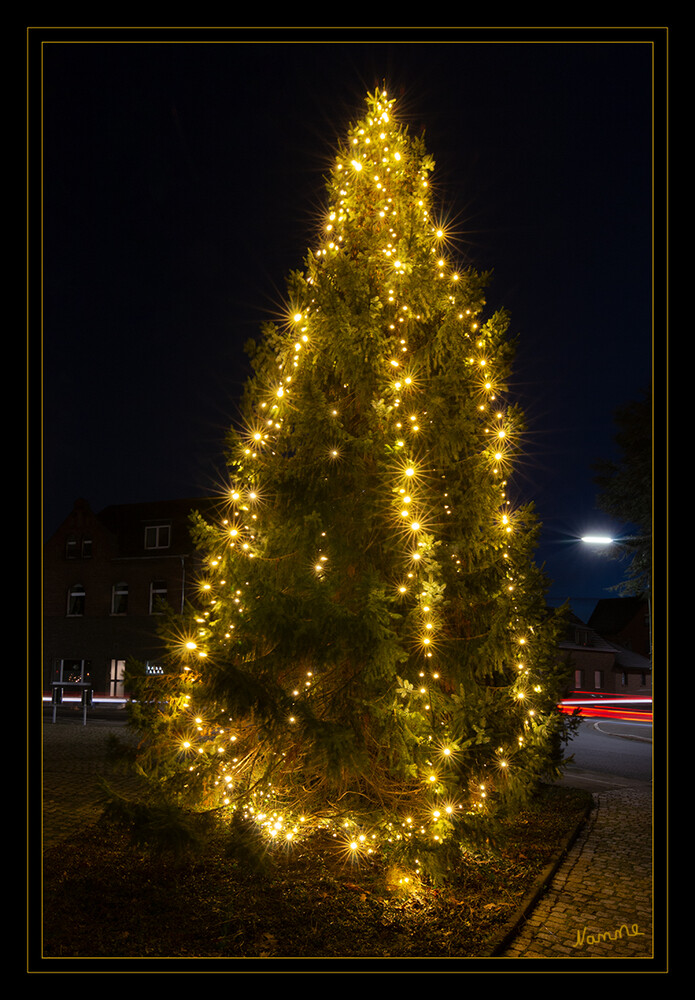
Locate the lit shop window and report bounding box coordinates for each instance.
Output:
[110,659,126,698]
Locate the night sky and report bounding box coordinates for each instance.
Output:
[34,29,663,622]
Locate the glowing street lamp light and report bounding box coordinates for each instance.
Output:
[580,532,652,657]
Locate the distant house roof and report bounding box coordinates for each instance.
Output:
[609,645,651,673]
[559,612,617,654]
[588,596,648,634]
[559,611,650,673]
[46,496,220,560]
[94,497,218,558]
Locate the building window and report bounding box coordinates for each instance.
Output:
[144,524,171,550]
[110,659,126,698]
[66,536,92,559]
[67,583,85,616]
[111,582,129,615]
[149,579,168,614]
[594,670,604,689]
[574,669,584,689]
[621,671,628,687]
[55,659,90,684]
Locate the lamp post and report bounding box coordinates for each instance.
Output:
[579,534,651,658]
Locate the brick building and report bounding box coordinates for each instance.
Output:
[559,612,651,697]
[588,595,652,660]
[43,496,216,699]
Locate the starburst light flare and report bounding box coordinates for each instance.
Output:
[125,87,574,883]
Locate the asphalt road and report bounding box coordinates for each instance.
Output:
[559,717,653,790]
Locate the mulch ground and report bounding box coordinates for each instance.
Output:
[38,784,590,962]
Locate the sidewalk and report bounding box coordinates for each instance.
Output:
[42,705,139,853]
[498,782,653,958]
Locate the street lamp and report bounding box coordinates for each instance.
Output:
[579,533,651,658]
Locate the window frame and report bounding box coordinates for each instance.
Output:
[144,523,171,550]
[67,583,85,616]
[149,579,168,614]
[111,581,129,615]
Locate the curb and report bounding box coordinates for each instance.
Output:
[595,728,652,744]
[482,793,593,957]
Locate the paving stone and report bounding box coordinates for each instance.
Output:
[41,710,141,853]
[500,784,653,959]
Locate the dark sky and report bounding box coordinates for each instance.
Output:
[35,29,662,621]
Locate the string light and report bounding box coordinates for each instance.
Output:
[146,85,570,876]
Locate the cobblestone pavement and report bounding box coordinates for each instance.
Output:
[501,783,653,959]
[41,708,140,853]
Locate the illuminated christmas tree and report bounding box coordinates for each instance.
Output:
[125,88,572,880]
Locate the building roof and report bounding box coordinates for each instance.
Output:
[95,497,218,558]
[46,496,219,560]
[559,611,650,673]
[588,595,648,634]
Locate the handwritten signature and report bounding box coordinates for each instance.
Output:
[575,923,645,947]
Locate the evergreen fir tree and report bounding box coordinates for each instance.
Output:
[125,88,572,880]
[592,388,652,595]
